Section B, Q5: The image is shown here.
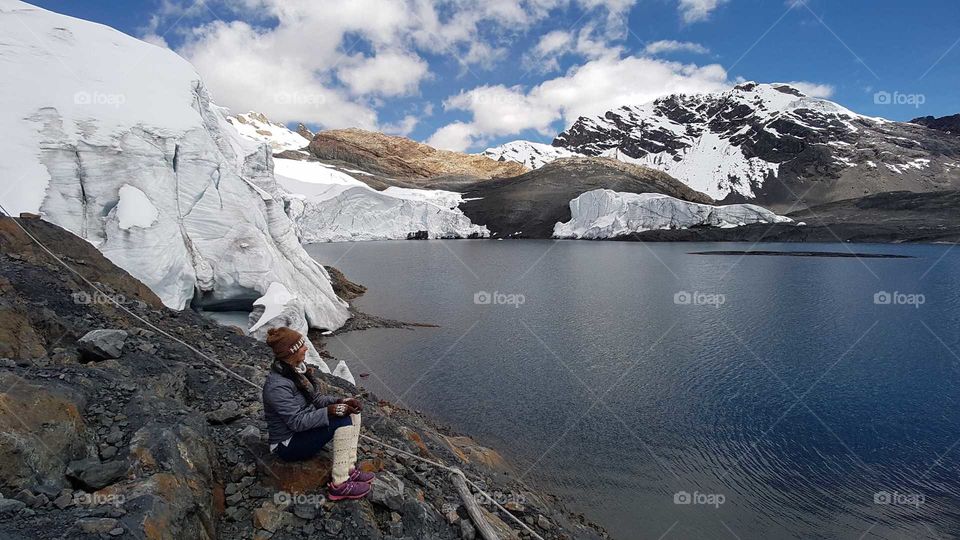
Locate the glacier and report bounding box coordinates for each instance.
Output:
[0,1,349,330]
[553,189,793,239]
[229,118,491,243]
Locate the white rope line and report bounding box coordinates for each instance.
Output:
[0,209,545,540]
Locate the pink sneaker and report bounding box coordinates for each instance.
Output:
[327,480,371,501]
[349,468,375,484]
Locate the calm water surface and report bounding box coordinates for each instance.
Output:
[305,240,960,540]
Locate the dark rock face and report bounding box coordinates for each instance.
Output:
[0,373,91,493]
[911,114,960,135]
[553,83,960,210]
[458,157,713,238]
[0,217,610,540]
[65,459,129,492]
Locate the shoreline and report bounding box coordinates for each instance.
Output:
[0,217,611,540]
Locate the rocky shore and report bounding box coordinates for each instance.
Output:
[0,217,607,540]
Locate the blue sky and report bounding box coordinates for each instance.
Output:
[30,0,960,151]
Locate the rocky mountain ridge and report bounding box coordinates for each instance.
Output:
[488,83,960,211]
[911,114,960,135]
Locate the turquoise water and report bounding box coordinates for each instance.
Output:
[307,240,960,540]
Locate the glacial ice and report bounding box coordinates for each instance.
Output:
[553,189,793,239]
[0,2,349,330]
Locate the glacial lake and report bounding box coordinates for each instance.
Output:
[305,240,960,540]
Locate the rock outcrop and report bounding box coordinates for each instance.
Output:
[307,128,528,182]
[911,114,960,136]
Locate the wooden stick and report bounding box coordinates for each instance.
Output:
[451,471,501,540]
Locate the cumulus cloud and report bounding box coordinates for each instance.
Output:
[643,40,710,55]
[677,0,728,23]
[338,52,430,97]
[382,115,420,137]
[430,55,730,150]
[425,122,479,152]
[155,0,642,130]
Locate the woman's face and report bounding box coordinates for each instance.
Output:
[292,346,308,371]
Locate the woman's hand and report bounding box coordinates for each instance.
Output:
[338,397,363,414]
[327,403,350,417]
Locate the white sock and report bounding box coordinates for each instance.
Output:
[348,413,361,465]
[331,421,354,485]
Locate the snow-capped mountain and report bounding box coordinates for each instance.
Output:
[553,189,792,239]
[226,112,312,152]
[0,1,348,329]
[480,141,580,169]
[499,83,960,209]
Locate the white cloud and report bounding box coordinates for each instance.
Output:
[338,52,429,97]
[425,122,479,152]
[785,81,835,98]
[160,0,638,130]
[643,40,710,55]
[677,0,728,23]
[382,115,420,137]
[431,55,730,150]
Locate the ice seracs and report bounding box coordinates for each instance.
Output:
[0,1,349,330]
[553,189,793,239]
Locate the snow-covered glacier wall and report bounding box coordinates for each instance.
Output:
[0,1,349,330]
[269,159,489,242]
[553,189,793,239]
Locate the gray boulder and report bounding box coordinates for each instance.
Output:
[65,458,129,492]
[78,329,128,361]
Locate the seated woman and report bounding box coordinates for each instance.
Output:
[262,327,375,500]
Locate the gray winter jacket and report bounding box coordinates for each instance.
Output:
[262,371,340,445]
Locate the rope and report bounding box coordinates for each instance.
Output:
[0,208,545,540]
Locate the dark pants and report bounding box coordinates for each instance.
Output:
[275,415,353,462]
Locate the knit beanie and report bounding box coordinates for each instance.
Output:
[266,327,306,364]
